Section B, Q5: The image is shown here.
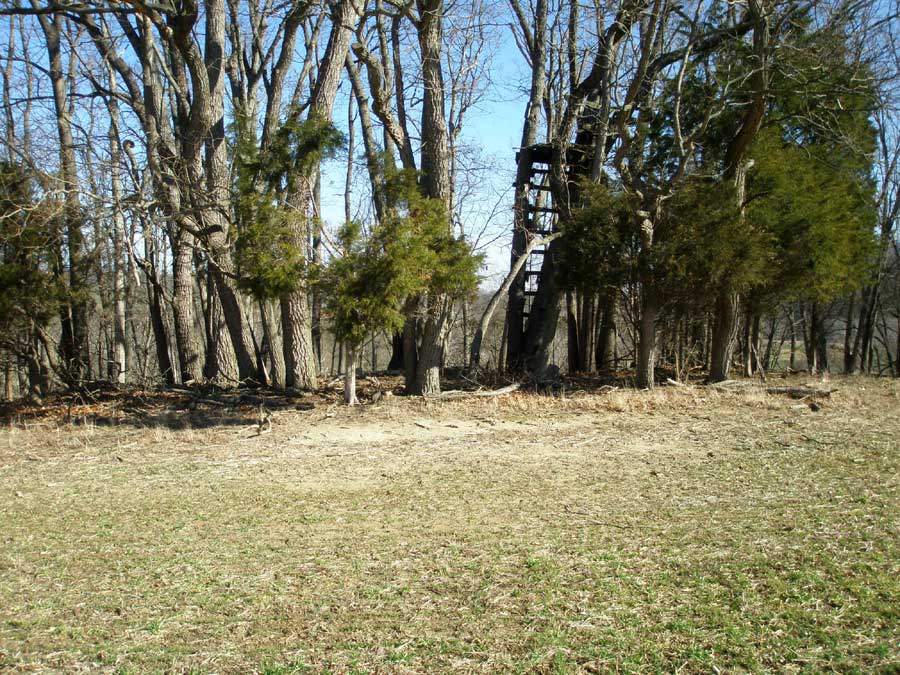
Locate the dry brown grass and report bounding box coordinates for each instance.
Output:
[1,376,898,674]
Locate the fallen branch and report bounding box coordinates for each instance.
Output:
[563,505,634,530]
[195,398,230,407]
[708,380,756,389]
[436,383,521,399]
[710,380,833,399]
[764,385,834,399]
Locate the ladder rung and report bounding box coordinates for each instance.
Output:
[524,290,539,296]
[526,205,559,214]
[525,270,541,277]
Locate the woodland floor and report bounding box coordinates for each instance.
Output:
[0,375,898,675]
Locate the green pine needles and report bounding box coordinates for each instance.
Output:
[232,108,345,300]
[0,162,65,345]
[325,170,481,354]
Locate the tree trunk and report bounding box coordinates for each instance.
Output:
[743,310,760,376]
[577,292,597,372]
[281,0,360,390]
[521,237,564,375]
[498,318,508,372]
[142,224,175,387]
[388,331,404,371]
[848,287,869,373]
[25,334,49,401]
[876,306,895,376]
[36,8,87,386]
[312,173,324,372]
[895,328,900,376]
[200,268,216,379]
[596,287,617,370]
[709,159,753,383]
[471,232,560,368]
[402,316,418,392]
[260,300,285,388]
[107,68,128,385]
[505,230,529,371]
[282,287,318,390]
[204,269,239,383]
[751,313,761,374]
[505,0,548,370]
[708,293,740,382]
[406,0,453,395]
[210,268,257,381]
[17,354,27,397]
[171,235,203,384]
[635,286,658,389]
[344,344,358,405]
[675,318,684,379]
[410,310,446,396]
[859,289,878,373]
[416,0,452,204]
[147,278,174,387]
[3,358,12,400]
[330,338,338,377]
[461,301,469,369]
[789,305,797,371]
[742,308,753,376]
[843,291,856,373]
[566,291,579,374]
[762,314,777,371]
[703,315,712,371]
[204,0,258,382]
[802,303,816,373]
[813,302,828,372]
[895,295,900,378]
[279,184,316,390]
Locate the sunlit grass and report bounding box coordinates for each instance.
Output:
[1,377,898,674]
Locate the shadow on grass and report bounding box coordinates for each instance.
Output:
[0,383,323,431]
[0,364,791,430]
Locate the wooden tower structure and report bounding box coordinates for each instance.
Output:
[509,133,595,361]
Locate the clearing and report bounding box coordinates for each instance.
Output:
[1,378,898,674]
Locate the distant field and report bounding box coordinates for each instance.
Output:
[1,377,898,674]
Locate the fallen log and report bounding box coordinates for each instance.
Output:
[764,385,834,399]
[710,380,833,399]
[709,380,757,389]
[435,383,521,399]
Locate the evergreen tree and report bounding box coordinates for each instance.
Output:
[0,163,63,344]
[325,170,480,403]
[232,110,344,301]
[746,127,877,307]
[0,162,65,395]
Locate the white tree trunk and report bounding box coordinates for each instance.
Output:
[344,344,359,405]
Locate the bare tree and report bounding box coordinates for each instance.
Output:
[280,0,363,391]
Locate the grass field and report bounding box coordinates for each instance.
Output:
[1,377,899,674]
